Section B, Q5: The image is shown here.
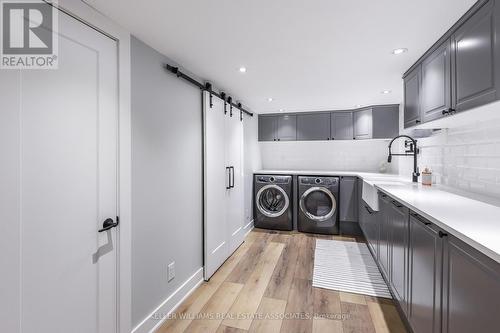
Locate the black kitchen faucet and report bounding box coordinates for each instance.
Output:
[387,135,420,183]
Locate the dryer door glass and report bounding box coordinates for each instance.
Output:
[256,185,289,218]
[300,187,336,222]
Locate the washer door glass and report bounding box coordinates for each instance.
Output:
[256,184,289,218]
[300,187,336,222]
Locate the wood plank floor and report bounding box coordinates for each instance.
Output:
[157,229,408,333]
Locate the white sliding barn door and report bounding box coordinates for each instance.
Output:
[225,109,245,254]
[203,92,229,280]
[203,92,245,280]
[0,4,119,333]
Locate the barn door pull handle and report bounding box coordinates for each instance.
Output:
[98,217,119,232]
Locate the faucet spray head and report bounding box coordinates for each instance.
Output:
[387,153,392,163]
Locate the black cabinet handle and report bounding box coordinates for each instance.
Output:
[98,217,119,232]
[230,166,235,188]
[392,200,403,208]
[226,167,231,189]
[416,120,421,124]
[277,138,281,141]
[442,108,456,115]
[364,206,373,215]
[439,231,448,238]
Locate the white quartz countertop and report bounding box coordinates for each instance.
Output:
[256,169,500,263]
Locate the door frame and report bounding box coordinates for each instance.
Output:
[53,1,132,332]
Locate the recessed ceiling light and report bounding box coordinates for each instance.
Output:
[279,108,285,112]
[382,90,392,94]
[392,48,408,55]
[268,97,273,102]
[239,67,247,73]
[355,104,362,108]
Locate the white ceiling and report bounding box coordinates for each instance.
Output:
[85,0,475,114]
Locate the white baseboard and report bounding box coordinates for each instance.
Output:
[131,267,204,333]
[243,219,254,237]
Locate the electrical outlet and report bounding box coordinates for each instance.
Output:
[167,262,175,282]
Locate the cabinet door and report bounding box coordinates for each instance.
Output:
[225,111,245,255]
[297,113,330,141]
[331,112,354,140]
[371,105,399,139]
[442,235,500,333]
[276,114,297,141]
[378,195,391,279]
[390,201,409,314]
[258,115,276,141]
[353,109,373,139]
[452,0,499,112]
[339,177,357,222]
[421,40,452,122]
[404,66,421,128]
[408,214,442,333]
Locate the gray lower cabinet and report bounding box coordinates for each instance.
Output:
[276,114,297,141]
[360,200,378,259]
[331,112,354,140]
[421,40,452,122]
[452,0,500,112]
[339,177,357,222]
[442,234,500,333]
[404,66,422,128]
[297,113,330,141]
[378,194,391,279]
[372,193,500,333]
[258,115,277,141]
[408,213,443,333]
[389,200,409,313]
[353,108,373,139]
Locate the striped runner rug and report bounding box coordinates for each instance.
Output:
[312,239,392,299]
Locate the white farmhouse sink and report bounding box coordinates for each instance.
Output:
[362,179,407,211]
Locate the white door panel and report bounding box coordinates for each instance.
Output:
[203,92,229,280]
[225,111,245,254]
[0,5,118,333]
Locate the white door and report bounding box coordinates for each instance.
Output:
[0,5,119,333]
[203,92,229,280]
[225,109,245,254]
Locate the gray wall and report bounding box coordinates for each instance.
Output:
[131,36,203,327]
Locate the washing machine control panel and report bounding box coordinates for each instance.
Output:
[299,177,338,185]
[256,175,291,184]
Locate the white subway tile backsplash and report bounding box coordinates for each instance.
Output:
[260,140,397,173]
[399,120,500,199]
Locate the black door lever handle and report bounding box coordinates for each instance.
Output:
[98,218,119,232]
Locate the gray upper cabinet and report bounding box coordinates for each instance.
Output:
[408,214,443,333]
[421,40,452,122]
[339,177,357,222]
[331,112,354,140]
[258,115,277,141]
[372,105,399,139]
[404,66,421,128]
[276,114,297,141]
[353,108,373,139]
[297,113,330,141]
[403,0,500,127]
[442,234,500,333]
[258,105,398,141]
[452,0,500,112]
